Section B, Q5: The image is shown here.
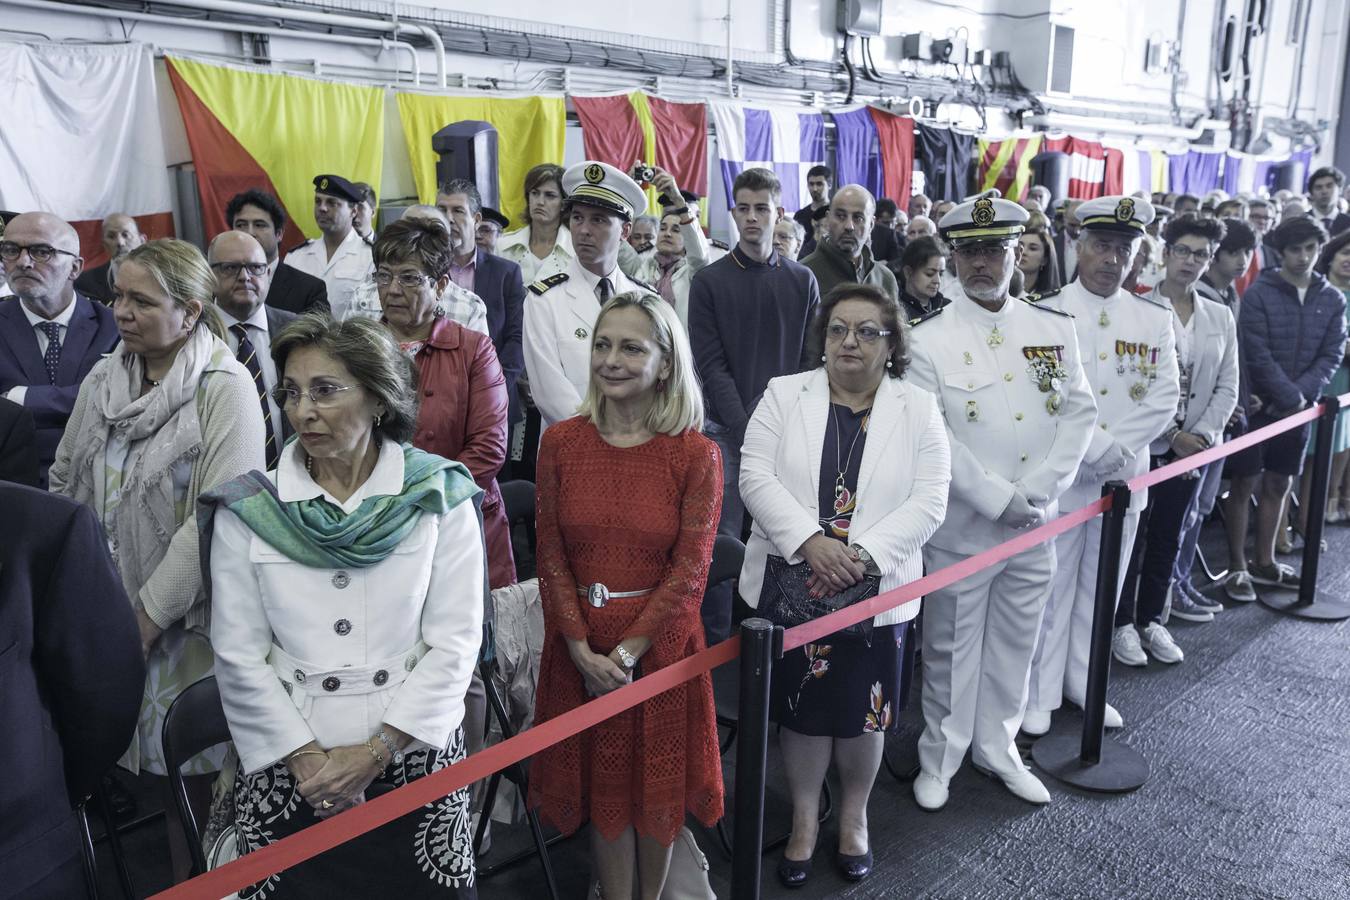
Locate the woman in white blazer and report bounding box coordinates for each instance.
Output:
[739,284,951,888]
[204,316,485,898]
[1115,215,1240,667]
[496,163,574,286]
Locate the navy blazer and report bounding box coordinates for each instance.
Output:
[266,261,330,314]
[0,397,39,486]
[472,248,525,423]
[72,261,113,305]
[0,485,144,896]
[0,294,120,488]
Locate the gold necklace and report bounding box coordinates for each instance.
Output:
[831,403,870,501]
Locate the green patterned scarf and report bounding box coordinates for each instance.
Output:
[198,443,481,570]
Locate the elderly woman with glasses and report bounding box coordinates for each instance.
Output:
[204,314,486,897]
[739,283,950,887]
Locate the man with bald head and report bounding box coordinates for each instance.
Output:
[0,212,120,487]
[74,213,144,304]
[801,184,900,301]
[906,214,937,242]
[207,230,296,469]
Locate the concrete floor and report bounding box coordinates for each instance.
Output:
[96,517,1350,899]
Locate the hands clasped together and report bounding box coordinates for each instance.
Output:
[286,729,407,818]
[798,534,866,599]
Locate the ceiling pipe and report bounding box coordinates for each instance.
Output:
[1025,111,1231,141]
[134,0,447,87]
[7,0,421,83]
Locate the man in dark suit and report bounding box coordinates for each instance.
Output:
[225,189,329,314]
[208,231,298,470]
[0,212,121,488]
[0,396,39,486]
[871,198,903,263]
[436,179,526,425]
[0,483,145,897]
[1307,166,1350,236]
[72,212,144,305]
[1052,198,1084,285]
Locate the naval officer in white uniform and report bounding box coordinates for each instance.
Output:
[907,197,1096,809]
[522,161,648,431]
[1023,196,1180,735]
[282,174,375,320]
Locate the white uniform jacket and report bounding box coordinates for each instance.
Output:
[522,256,638,430]
[498,224,575,287]
[738,369,951,626]
[1037,281,1180,511]
[1147,286,1239,453]
[908,293,1097,555]
[209,439,485,774]
[625,221,711,330]
[282,228,374,321]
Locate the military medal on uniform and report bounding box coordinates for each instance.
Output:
[1023,345,1068,415]
[987,325,1004,348]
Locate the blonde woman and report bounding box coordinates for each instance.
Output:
[529,291,724,900]
[49,238,264,880]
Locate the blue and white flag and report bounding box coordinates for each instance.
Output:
[709,102,826,213]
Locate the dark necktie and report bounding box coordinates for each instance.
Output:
[597,276,613,303]
[38,321,61,384]
[231,324,278,470]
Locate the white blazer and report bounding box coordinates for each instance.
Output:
[210,439,485,774]
[1149,288,1240,453]
[738,369,951,627]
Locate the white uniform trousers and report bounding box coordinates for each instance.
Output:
[918,539,1055,780]
[1028,500,1139,714]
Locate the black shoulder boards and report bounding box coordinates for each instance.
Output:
[908,307,946,327]
[710,239,730,250]
[1021,296,1073,317]
[1134,292,1169,311]
[284,238,314,254]
[1027,287,1062,304]
[528,272,569,295]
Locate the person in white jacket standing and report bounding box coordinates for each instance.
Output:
[907,198,1096,811]
[1023,196,1180,737]
[739,283,949,887]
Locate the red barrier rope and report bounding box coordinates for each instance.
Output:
[154,395,1348,898]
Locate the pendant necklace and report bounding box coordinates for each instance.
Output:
[832,403,869,501]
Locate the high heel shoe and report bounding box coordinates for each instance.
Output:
[836,849,873,882]
[777,853,813,889]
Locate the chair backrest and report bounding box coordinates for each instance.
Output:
[706,534,745,591]
[162,676,231,875]
[499,479,536,527]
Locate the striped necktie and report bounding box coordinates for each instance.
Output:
[37,321,61,384]
[231,324,278,470]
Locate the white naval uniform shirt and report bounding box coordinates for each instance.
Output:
[281,228,373,320]
[1036,280,1180,511]
[521,255,637,430]
[907,291,1097,555]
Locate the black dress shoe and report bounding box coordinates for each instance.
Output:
[836,849,873,882]
[777,854,813,889]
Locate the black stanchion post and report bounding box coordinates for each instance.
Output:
[1032,480,1150,792]
[1261,395,1350,621]
[731,618,778,900]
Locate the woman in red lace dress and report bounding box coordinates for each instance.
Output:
[529,291,723,899]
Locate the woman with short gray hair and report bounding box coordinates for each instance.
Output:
[204,313,486,897]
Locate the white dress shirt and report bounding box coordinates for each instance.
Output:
[219,304,284,455]
[5,296,79,404]
[209,438,486,773]
[282,228,374,320]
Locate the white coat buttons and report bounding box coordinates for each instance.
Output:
[334,619,352,636]
[332,571,351,589]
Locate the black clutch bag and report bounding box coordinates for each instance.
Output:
[759,554,879,645]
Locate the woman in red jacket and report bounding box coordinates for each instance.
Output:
[374,217,516,587]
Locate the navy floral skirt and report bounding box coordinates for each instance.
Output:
[770,621,914,737]
[234,728,476,899]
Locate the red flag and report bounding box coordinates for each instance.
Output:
[868,107,914,203]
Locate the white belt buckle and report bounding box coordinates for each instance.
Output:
[587,583,610,608]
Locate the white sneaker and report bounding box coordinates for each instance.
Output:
[1112,626,1148,666]
[1020,709,1052,736]
[1142,622,1184,664]
[913,772,949,811]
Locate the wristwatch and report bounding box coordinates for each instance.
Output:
[375,729,404,766]
[852,545,878,574]
[615,645,639,670]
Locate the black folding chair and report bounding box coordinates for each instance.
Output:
[704,534,833,858]
[162,676,232,877]
[73,774,143,900]
[499,479,537,558]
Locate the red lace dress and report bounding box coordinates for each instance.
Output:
[528,417,725,844]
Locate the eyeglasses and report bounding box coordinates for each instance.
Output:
[1167,245,1213,262]
[825,323,893,344]
[210,261,269,278]
[271,383,356,407]
[0,241,78,263]
[374,270,433,288]
[953,243,1012,259]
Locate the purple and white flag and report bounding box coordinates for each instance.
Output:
[709,101,826,212]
